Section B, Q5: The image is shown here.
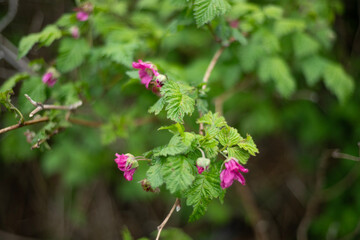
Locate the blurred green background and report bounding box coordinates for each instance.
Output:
[0,0,360,239]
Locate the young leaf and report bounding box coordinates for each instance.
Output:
[238,134,259,156]
[227,147,250,164]
[197,111,226,128]
[161,155,195,194]
[147,160,164,188]
[149,97,166,115]
[193,0,231,27]
[301,55,328,86]
[185,170,223,222]
[153,134,189,157]
[217,126,241,147]
[161,80,195,123]
[292,32,320,59]
[56,38,90,73]
[158,123,185,135]
[0,73,29,92]
[199,135,219,158]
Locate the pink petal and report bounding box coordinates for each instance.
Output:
[124,168,136,181]
[42,72,52,84]
[76,11,89,21]
[220,169,236,189]
[197,166,205,174]
[233,171,246,185]
[139,69,152,88]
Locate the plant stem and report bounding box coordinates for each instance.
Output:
[25,94,82,118]
[0,117,49,134]
[155,198,180,240]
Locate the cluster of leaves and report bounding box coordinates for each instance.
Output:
[146,107,258,221]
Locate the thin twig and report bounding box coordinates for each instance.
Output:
[155,198,180,240]
[0,0,18,32]
[25,94,83,118]
[332,149,360,161]
[0,116,49,134]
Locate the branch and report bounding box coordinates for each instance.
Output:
[155,198,180,240]
[199,45,226,135]
[25,94,83,118]
[0,0,18,32]
[0,116,49,134]
[332,149,360,161]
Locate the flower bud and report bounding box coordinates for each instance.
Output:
[196,157,210,168]
[125,153,138,168]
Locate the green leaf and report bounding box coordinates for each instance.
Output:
[274,19,306,37]
[258,56,296,98]
[158,123,185,135]
[185,170,223,222]
[153,134,189,157]
[323,62,354,103]
[161,155,195,194]
[263,5,283,19]
[147,160,164,188]
[56,38,90,73]
[301,56,328,86]
[197,111,226,128]
[148,97,165,115]
[293,32,320,59]
[0,73,29,92]
[100,43,138,67]
[18,77,46,114]
[160,80,195,123]
[193,0,231,27]
[18,25,62,58]
[227,147,250,164]
[197,98,209,115]
[199,135,219,159]
[217,126,241,147]
[238,134,259,156]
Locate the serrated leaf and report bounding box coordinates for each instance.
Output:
[57,38,90,73]
[199,135,219,158]
[161,155,195,194]
[293,32,320,59]
[160,80,195,123]
[301,56,328,86]
[197,111,226,127]
[197,98,209,115]
[263,5,283,19]
[323,62,354,103]
[147,160,164,188]
[227,147,250,164]
[185,170,223,222]
[153,134,189,157]
[100,43,138,67]
[18,25,62,58]
[258,56,296,98]
[238,134,259,156]
[217,126,241,147]
[149,97,165,115]
[193,0,231,27]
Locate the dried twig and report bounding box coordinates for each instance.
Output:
[25,94,82,118]
[155,198,180,240]
[332,149,360,161]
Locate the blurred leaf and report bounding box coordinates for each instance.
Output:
[274,19,306,37]
[147,160,164,188]
[100,43,138,67]
[160,228,192,240]
[293,32,320,58]
[0,73,30,92]
[18,25,62,58]
[301,55,328,86]
[258,56,296,97]
[57,38,90,73]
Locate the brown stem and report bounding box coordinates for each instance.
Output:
[155,198,180,240]
[25,94,82,118]
[199,45,226,135]
[0,116,49,134]
[332,149,360,161]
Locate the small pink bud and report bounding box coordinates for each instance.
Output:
[70,26,80,39]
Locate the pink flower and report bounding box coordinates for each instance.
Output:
[42,72,57,87]
[229,20,239,29]
[70,26,80,39]
[197,166,205,174]
[132,60,159,88]
[114,153,137,181]
[76,11,89,21]
[220,159,248,189]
